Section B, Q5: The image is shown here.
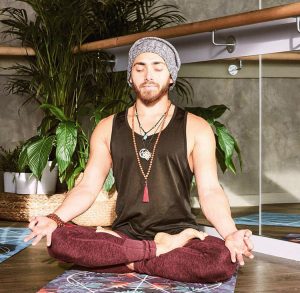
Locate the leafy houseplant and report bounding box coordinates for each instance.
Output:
[0,145,22,173]
[0,0,101,189]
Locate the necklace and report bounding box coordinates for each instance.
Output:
[135,108,167,141]
[132,102,172,202]
[138,116,165,161]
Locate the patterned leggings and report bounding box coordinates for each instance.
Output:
[48,225,237,283]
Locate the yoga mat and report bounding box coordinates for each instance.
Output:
[0,227,32,263]
[234,212,300,227]
[38,270,237,292]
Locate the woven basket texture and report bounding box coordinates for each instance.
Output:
[0,193,65,221]
[0,173,117,226]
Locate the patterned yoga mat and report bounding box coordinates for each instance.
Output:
[0,227,32,263]
[38,270,237,292]
[234,212,300,227]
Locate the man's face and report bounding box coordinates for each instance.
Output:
[130,52,173,105]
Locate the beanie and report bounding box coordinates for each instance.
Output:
[127,37,181,90]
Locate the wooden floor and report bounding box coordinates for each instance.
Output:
[1,220,300,292]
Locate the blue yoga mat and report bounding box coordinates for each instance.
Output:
[234,212,300,227]
[38,270,237,292]
[0,227,32,263]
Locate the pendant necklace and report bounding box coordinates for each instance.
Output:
[138,116,165,161]
[135,108,167,141]
[131,102,172,202]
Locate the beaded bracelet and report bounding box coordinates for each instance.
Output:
[46,213,65,227]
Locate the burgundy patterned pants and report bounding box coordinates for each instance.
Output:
[48,225,237,283]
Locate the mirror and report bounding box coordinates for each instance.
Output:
[176,50,300,240]
[261,52,300,242]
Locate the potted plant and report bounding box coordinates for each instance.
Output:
[0,145,21,192]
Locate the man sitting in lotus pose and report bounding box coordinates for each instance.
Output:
[25,37,253,283]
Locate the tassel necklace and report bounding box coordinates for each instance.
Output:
[131,102,172,203]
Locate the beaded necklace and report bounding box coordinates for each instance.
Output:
[131,102,172,202]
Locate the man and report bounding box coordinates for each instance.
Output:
[24,37,253,283]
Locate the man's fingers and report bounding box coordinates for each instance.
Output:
[28,218,38,230]
[245,229,252,238]
[46,233,52,247]
[198,232,208,240]
[24,231,37,243]
[229,249,237,263]
[243,250,254,259]
[244,237,254,251]
[32,234,44,246]
[236,252,245,266]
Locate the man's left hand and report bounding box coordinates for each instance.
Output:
[225,229,254,266]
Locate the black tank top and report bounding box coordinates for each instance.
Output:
[110,105,199,240]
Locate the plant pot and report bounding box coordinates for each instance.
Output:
[3,172,16,193]
[37,161,58,194]
[15,173,38,194]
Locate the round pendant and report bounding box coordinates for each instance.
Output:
[139,148,151,161]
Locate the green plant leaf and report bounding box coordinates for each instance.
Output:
[185,105,230,121]
[26,135,55,179]
[214,121,236,174]
[103,169,115,192]
[56,121,77,174]
[66,165,84,190]
[40,104,68,122]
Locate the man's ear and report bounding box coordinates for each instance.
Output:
[129,77,132,84]
[169,77,174,86]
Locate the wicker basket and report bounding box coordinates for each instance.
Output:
[0,192,66,222]
[0,173,117,226]
[71,190,117,227]
[70,172,117,226]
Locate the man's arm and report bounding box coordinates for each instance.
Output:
[190,115,237,239]
[24,115,114,245]
[54,116,113,222]
[189,114,254,265]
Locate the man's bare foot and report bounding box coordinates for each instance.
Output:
[126,262,134,271]
[96,226,121,238]
[154,228,208,256]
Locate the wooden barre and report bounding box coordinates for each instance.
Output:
[225,52,300,62]
[0,3,300,56]
[0,46,35,56]
[78,3,300,52]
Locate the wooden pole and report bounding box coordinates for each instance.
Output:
[0,46,35,56]
[77,3,300,52]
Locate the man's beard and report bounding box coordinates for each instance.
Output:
[132,81,170,106]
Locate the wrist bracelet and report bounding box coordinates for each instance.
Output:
[46,213,65,227]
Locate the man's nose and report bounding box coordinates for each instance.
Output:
[145,67,154,81]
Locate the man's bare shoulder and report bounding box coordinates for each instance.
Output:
[91,114,115,143]
[187,112,212,134]
[186,112,215,149]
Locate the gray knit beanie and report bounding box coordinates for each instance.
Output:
[127,37,181,90]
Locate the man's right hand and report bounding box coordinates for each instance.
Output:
[24,216,58,247]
